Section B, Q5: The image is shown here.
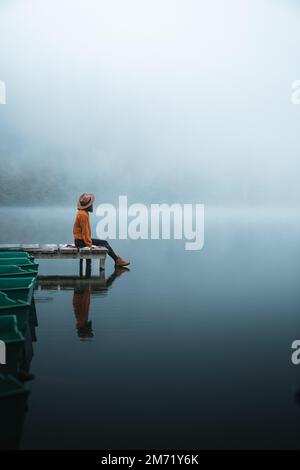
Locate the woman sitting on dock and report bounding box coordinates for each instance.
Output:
[73,193,130,267]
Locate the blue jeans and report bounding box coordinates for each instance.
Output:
[74,238,118,261]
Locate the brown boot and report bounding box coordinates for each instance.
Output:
[115,256,130,267]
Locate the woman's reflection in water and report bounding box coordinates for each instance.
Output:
[73,267,129,340]
[73,286,93,339]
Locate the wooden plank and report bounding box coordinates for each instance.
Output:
[0,244,107,258]
[22,244,41,251]
[33,252,107,259]
[59,244,78,254]
[39,244,59,253]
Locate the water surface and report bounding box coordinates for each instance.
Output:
[1,207,300,449]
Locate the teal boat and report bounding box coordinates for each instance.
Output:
[0,265,38,278]
[0,258,38,271]
[0,373,28,398]
[0,245,22,251]
[0,251,34,261]
[0,315,24,375]
[0,277,36,303]
[0,292,31,331]
[0,373,29,450]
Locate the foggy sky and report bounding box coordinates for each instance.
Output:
[0,0,299,207]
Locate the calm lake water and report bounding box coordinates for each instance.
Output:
[1,206,300,449]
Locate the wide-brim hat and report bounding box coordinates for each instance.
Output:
[77,193,95,210]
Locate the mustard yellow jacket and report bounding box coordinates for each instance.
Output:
[73,210,92,247]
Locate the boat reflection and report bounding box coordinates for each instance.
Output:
[0,300,37,450]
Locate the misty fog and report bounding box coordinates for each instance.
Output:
[0,0,299,207]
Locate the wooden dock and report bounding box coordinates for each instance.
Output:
[37,275,108,290]
[0,244,108,273]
